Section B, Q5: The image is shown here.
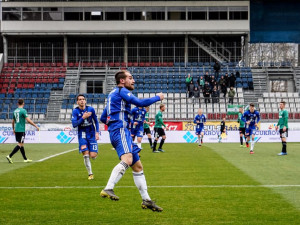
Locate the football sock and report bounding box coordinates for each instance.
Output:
[105,161,129,190]
[250,141,255,151]
[20,147,27,160]
[148,138,152,147]
[137,142,142,149]
[201,135,204,142]
[153,140,157,151]
[133,170,151,200]
[198,136,201,144]
[159,139,165,149]
[83,155,93,175]
[282,141,287,153]
[9,145,20,158]
[240,137,243,145]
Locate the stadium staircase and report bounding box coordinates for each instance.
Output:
[293,67,300,94]
[47,90,63,120]
[251,68,268,97]
[189,37,229,63]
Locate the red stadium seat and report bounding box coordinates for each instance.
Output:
[40,63,45,67]
[139,62,145,67]
[268,113,274,119]
[57,62,62,67]
[114,62,120,67]
[51,63,56,67]
[127,62,133,67]
[133,62,138,67]
[108,62,114,67]
[8,63,14,67]
[34,63,39,67]
[289,113,294,119]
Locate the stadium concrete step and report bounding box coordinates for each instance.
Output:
[47,90,63,120]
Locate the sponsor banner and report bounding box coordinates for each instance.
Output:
[260,122,300,131]
[227,105,245,115]
[1,130,300,144]
[182,121,241,131]
[149,122,182,131]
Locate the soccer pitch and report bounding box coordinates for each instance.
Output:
[0,143,299,225]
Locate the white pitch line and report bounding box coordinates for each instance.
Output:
[37,148,78,162]
[0,185,300,189]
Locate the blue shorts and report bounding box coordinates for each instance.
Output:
[79,137,98,153]
[195,126,204,135]
[245,126,256,136]
[109,128,141,165]
[131,125,144,138]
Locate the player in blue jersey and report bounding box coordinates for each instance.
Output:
[131,107,147,149]
[72,94,100,180]
[100,70,163,212]
[241,103,260,154]
[193,108,206,147]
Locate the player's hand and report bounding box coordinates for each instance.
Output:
[196,120,200,123]
[82,112,92,119]
[156,92,164,101]
[283,126,286,132]
[275,126,278,131]
[36,127,40,131]
[255,123,257,127]
[246,121,250,125]
[134,122,138,126]
[13,129,15,135]
[95,132,100,140]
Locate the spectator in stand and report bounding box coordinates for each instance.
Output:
[193,86,201,100]
[228,86,236,104]
[188,81,195,98]
[197,76,205,90]
[229,73,236,87]
[221,82,227,99]
[211,86,220,103]
[236,71,240,78]
[203,81,211,103]
[185,74,193,93]
[204,71,211,83]
[213,62,221,79]
[210,76,218,91]
[224,73,230,87]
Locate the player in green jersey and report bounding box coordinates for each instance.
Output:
[152,104,166,153]
[275,101,288,156]
[238,107,246,147]
[6,99,40,164]
[143,106,153,148]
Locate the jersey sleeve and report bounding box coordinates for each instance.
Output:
[120,88,160,107]
[100,107,108,124]
[193,115,198,124]
[23,109,29,118]
[71,109,84,128]
[283,110,288,127]
[255,111,260,123]
[91,107,100,132]
[241,112,247,122]
[203,115,206,123]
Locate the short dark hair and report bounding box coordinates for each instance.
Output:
[280,101,286,105]
[76,94,86,101]
[115,70,128,85]
[250,103,255,107]
[160,104,165,109]
[18,99,24,105]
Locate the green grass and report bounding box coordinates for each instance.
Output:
[0,142,299,225]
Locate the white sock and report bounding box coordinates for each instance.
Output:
[251,141,255,151]
[137,142,142,149]
[198,136,201,144]
[201,135,204,142]
[133,170,151,200]
[105,161,129,190]
[83,155,93,175]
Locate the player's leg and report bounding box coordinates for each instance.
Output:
[158,129,166,152]
[19,143,31,162]
[218,130,222,142]
[131,155,163,212]
[101,128,132,200]
[278,129,288,155]
[239,130,243,147]
[146,131,153,148]
[79,139,93,178]
[200,131,204,144]
[197,134,201,146]
[152,128,159,153]
[87,141,98,180]
[245,129,250,147]
[136,127,144,149]
[250,130,255,154]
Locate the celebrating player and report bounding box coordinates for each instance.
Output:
[131,106,147,149]
[6,99,39,164]
[143,106,153,149]
[218,117,226,143]
[238,107,246,147]
[152,104,167,153]
[275,101,288,156]
[100,70,163,212]
[242,103,260,154]
[72,94,100,180]
[193,108,206,147]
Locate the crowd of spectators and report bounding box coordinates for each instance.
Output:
[186,62,237,103]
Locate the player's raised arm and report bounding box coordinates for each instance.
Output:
[120,88,162,107]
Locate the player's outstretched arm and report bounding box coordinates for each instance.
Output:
[120,88,162,107]
[25,117,39,130]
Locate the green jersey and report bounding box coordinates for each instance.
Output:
[154,111,166,128]
[238,112,245,128]
[277,109,288,129]
[13,107,28,132]
[143,112,150,129]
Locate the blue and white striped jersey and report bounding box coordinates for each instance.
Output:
[100,87,160,131]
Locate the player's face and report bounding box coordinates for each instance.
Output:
[249,106,254,112]
[198,109,202,115]
[239,108,243,113]
[279,103,285,109]
[161,106,166,112]
[123,72,135,90]
[145,107,149,112]
[77,96,86,107]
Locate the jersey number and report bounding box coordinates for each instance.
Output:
[14,112,20,123]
